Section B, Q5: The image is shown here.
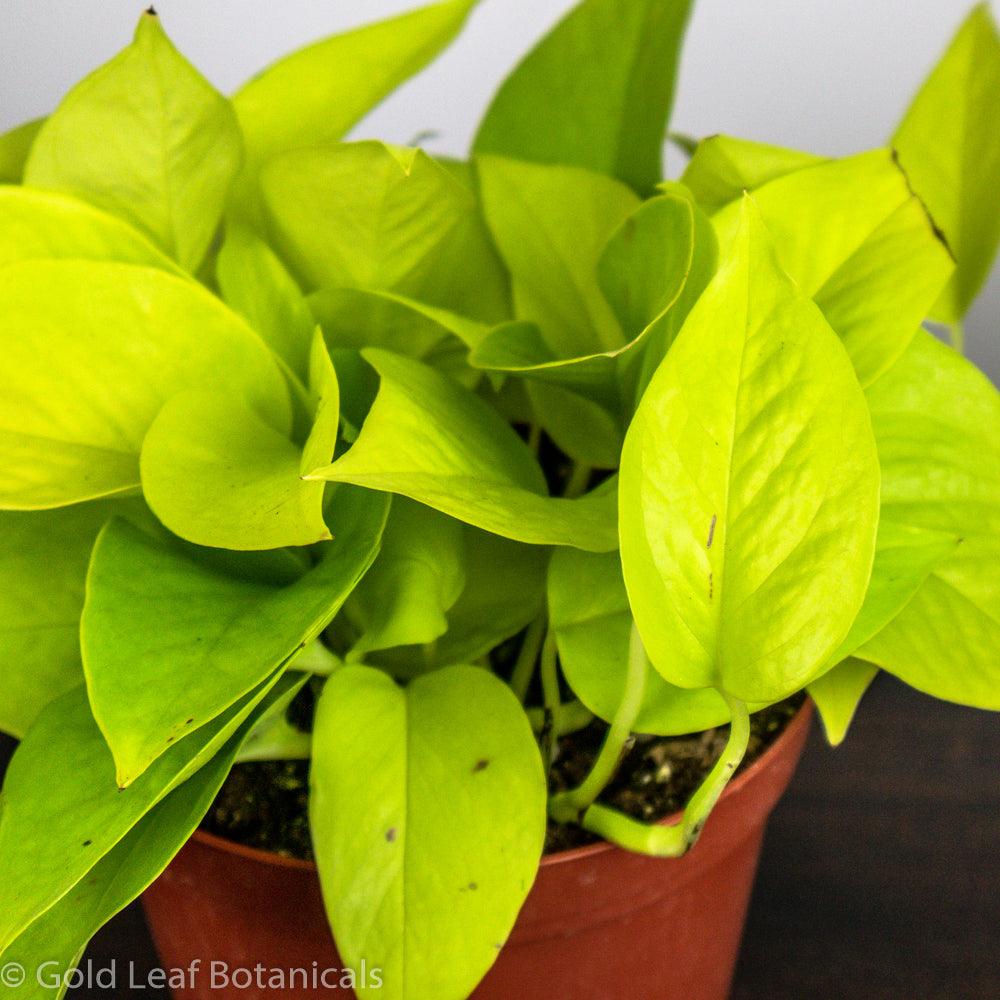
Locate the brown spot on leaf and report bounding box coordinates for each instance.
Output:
[385,828,398,843]
[472,759,490,773]
[707,514,717,548]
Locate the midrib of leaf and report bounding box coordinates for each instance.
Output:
[149,40,181,263]
[712,252,754,686]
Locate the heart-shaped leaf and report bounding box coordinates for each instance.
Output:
[311,664,546,1000]
[853,330,1000,708]
[25,13,241,272]
[308,349,618,551]
[471,186,697,408]
[712,150,952,385]
[82,485,389,785]
[0,668,289,953]
[232,0,479,224]
[0,500,150,739]
[473,0,695,194]
[0,260,289,511]
[0,674,305,989]
[262,142,508,323]
[140,331,338,552]
[477,155,638,359]
[858,537,1000,710]
[893,3,1000,322]
[345,498,466,657]
[620,198,880,702]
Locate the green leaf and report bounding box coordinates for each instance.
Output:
[858,536,1000,710]
[232,0,479,208]
[549,548,735,735]
[0,118,43,183]
[525,382,623,470]
[866,330,1000,541]
[346,497,466,656]
[25,13,241,272]
[680,135,824,213]
[471,188,696,408]
[0,260,289,511]
[712,150,951,386]
[82,486,388,785]
[310,286,489,360]
[598,194,699,338]
[829,521,962,666]
[375,527,548,674]
[807,658,879,746]
[0,669,286,953]
[307,349,618,551]
[0,500,149,739]
[619,198,880,702]
[476,155,638,359]
[628,182,719,405]
[473,0,695,193]
[140,389,329,550]
[140,332,338,552]
[433,528,548,665]
[216,225,316,386]
[0,186,182,273]
[811,197,954,385]
[0,675,305,991]
[262,141,508,322]
[311,664,546,1000]
[893,3,1000,322]
[853,331,1000,709]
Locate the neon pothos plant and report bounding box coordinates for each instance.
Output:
[1,1,999,997]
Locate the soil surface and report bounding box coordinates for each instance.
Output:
[202,692,803,860]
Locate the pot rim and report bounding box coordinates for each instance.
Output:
[191,698,814,873]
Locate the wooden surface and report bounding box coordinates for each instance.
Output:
[2,674,997,999]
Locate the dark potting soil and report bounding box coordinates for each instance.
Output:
[201,693,803,861]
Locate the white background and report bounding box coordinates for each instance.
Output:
[1,0,997,380]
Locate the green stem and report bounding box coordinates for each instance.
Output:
[539,629,562,765]
[549,624,648,824]
[527,700,594,738]
[527,422,542,456]
[580,693,751,858]
[290,639,343,677]
[950,319,966,354]
[511,614,547,703]
[563,463,592,499]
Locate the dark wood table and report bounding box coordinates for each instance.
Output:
[2,674,997,999]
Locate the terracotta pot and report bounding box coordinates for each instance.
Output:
[144,701,812,1000]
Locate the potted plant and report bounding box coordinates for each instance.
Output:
[1,1,998,998]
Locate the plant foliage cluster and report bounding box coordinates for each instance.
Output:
[0,2,998,997]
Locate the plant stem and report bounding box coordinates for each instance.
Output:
[527,422,542,455]
[950,319,966,354]
[527,699,594,737]
[539,629,562,766]
[549,623,648,824]
[563,462,592,498]
[579,693,751,858]
[290,639,343,677]
[511,614,547,703]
